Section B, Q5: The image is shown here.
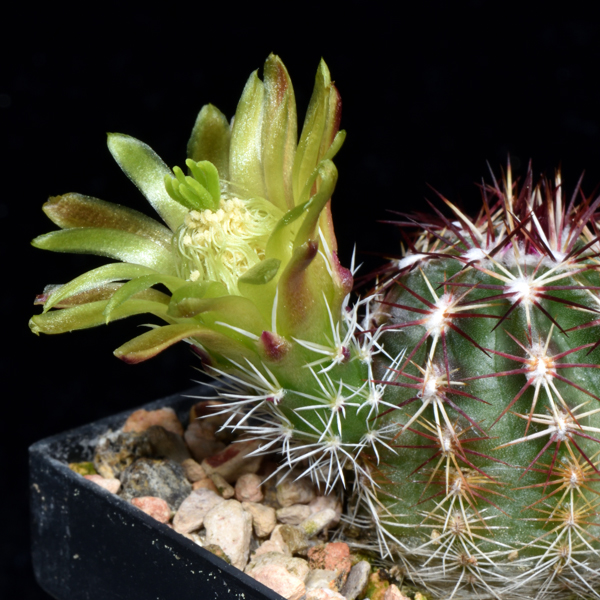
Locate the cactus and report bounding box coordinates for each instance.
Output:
[358,166,600,599]
[30,56,600,599]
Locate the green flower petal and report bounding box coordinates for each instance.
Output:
[238,258,281,286]
[187,104,231,181]
[168,281,227,308]
[276,240,323,339]
[171,294,265,336]
[261,54,297,212]
[114,323,256,364]
[187,160,220,207]
[104,273,186,323]
[294,160,338,249]
[229,71,266,201]
[32,229,178,275]
[107,133,188,231]
[292,60,332,202]
[42,193,173,250]
[41,263,167,312]
[29,298,171,335]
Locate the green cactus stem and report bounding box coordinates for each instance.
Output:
[361,163,600,599]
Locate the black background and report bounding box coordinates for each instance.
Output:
[3,2,600,597]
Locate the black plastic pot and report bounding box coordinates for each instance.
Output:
[29,387,282,600]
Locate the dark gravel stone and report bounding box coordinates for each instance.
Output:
[119,458,192,510]
[146,425,191,463]
[93,431,152,479]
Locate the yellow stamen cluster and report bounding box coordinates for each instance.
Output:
[174,197,280,293]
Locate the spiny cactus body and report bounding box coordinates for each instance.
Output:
[364,169,600,599]
[31,56,600,600]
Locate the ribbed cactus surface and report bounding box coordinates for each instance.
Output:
[364,168,600,599]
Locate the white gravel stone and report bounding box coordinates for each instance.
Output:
[246,551,310,582]
[299,508,338,538]
[172,488,224,534]
[340,560,371,600]
[276,504,312,525]
[235,473,264,503]
[204,499,253,569]
[276,477,316,507]
[209,473,234,498]
[242,502,277,538]
[305,569,339,590]
[309,495,342,525]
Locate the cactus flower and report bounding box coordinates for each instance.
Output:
[31,54,350,369]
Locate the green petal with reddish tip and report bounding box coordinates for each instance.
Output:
[29,298,171,335]
[42,193,173,250]
[107,133,188,231]
[318,82,342,164]
[32,228,178,275]
[41,263,169,312]
[36,283,124,307]
[261,54,297,212]
[114,323,256,364]
[187,104,231,180]
[292,60,331,202]
[275,240,323,338]
[229,71,266,200]
[103,274,185,323]
[293,159,337,249]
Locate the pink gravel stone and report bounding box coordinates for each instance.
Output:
[306,589,347,600]
[130,496,171,523]
[122,408,184,436]
[253,538,290,559]
[201,439,262,483]
[248,565,306,600]
[383,584,411,600]
[308,543,352,585]
[84,474,121,494]
[235,473,264,503]
[191,478,219,493]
